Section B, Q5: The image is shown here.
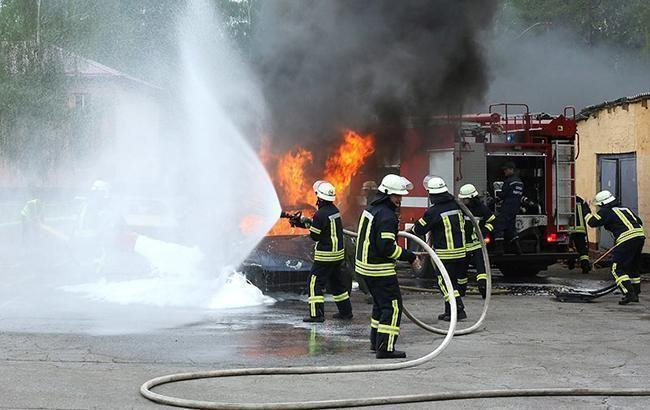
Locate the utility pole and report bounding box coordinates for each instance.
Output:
[36,0,41,45]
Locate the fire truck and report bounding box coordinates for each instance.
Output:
[399,103,579,277]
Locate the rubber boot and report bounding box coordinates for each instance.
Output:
[370,327,377,351]
[580,259,592,274]
[437,302,450,320]
[333,299,353,319]
[493,239,504,256]
[619,283,639,305]
[333,312,353,320]
[440,308,468,322]
[303,316,325,323]
[458,282,467,297]
[478,281,487,299]
[633,283,641,296]
[376,349,406,359]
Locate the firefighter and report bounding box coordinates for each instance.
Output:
[355,174,419,359]
[492,161,523,255]
[569,196,591,274]
[294,180,353,323]
[583,190,645,304]
[414,176,468,321]
[457,183,495,299]
[350,180,379,303]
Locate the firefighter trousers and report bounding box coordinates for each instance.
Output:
[493,210,518,242]
[612,237,645,294]
[461,249,487,297]
[436,257,466,311]
[307,261,352,318]
[365,275,402,353]
[570,232,591,273]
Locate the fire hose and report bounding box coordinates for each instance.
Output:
[140,204,650,407]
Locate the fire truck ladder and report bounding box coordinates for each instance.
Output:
[553,141,575,232]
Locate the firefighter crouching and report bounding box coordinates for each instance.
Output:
[294,181,353,323]
[570,195,592,274]
[583,190,645,305]
[414,177,468,322]
[458,183,494,299]
[355,174,420,359]
[493,161,523,255]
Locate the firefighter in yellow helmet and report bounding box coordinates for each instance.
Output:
[355,174,419,359]
[293,181,352,322]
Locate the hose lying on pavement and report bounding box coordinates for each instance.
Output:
[141,231,460,409]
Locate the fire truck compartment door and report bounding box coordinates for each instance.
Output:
[428,149,454,192]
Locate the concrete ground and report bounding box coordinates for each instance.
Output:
[1,265,649,409]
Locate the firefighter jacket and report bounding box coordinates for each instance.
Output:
[583,202,645,246]
[355,193,416,276]
[572,196,587,234]
[463,198,495,252]
[413,192,466,260]
[497,175,524,215]
[308,202,345,263]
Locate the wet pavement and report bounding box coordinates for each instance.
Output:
[1,264,649,409]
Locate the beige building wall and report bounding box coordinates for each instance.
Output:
[576,101,650,252]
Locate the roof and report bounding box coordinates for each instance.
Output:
[578,92,650,121]
[0,41,161,90]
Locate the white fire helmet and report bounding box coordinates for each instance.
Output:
[458,183,479,199]
[378,174,412,196]
[313,180,336,201]
[91,180,111,197]
[593,190,615,206]
[425,176,448,194]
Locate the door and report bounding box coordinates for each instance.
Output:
[597,154,638,250]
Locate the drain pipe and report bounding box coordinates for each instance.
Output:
[141,232,459,409]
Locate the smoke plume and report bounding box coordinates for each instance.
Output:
[251,0,497,148]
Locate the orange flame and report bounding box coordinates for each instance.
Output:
[258,130,375,236]
[325,130,375,205]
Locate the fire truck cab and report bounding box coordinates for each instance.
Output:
[399,103,579,277]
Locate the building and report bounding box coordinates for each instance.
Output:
[0,42,163,193]
[576,94,650,252]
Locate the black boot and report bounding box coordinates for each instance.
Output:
[441,308,467,322]
[370,328,377,351]
[458,283,467,297]
[633,283,641,296]
[580,259,592,274]
[437,302,450,320]
[376,350,407,359]
[493,239,504,256]
[478,282,487,299]
[333,312,353,320]
[303,316,325,323]
[619,284,639,305]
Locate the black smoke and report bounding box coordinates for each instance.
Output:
[251,0,497,148]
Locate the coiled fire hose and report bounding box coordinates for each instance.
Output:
[141,231,459,409]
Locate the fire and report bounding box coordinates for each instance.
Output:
[276,148,313,206]
[325,130,375,203]
[260,130,375,236]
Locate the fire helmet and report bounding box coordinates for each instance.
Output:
[593,190,615,206]
[378,174,412,196]
[91,180,110,197]
[458,183,479,199]
[426,176,448,194]
[313,180,336,201]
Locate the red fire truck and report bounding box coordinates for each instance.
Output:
[399,103,579,277]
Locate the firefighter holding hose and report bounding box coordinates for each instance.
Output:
[583,190,645,304]
[458,183,494,299]
[414,177,468,321]
[355,174,420,359]
[292,180,353,323]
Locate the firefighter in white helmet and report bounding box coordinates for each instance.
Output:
[293,180,353,322]
[457,183,495,299]
[583,190,645,304]
[355,174,419,359]
[414,176,468,321]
